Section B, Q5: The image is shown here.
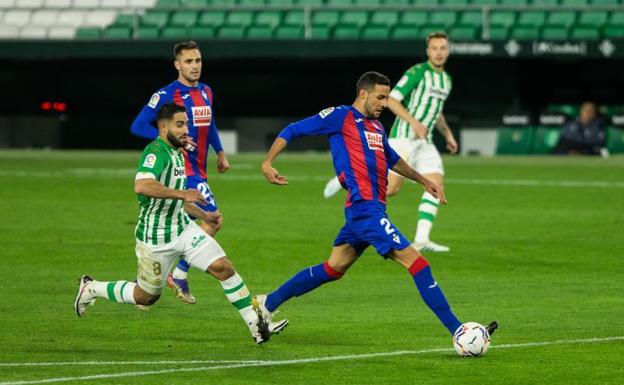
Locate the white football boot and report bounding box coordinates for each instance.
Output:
[412,241,450,253]
[323,176,342,199]
[253,294,289,337]
[74,275,96,317]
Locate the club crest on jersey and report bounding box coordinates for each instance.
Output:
[319,107,335,119]
[143,154,157,168]
[364,131,384,151]
[147,93,160,109]
[192,106,212,127]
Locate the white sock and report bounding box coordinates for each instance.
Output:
[415,192,439,243]
[219,273,256,327]
[89,280,137,304]
[172,258,190,280]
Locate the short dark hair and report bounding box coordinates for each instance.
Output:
[157,103,186,124]
[426,31,449,47]
[173,41,200,58]
[356,71,391,95]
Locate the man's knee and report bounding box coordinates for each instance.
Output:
[207,257,235,279]
[134,287,161,306]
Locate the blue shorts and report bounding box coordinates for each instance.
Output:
[333,202,411,258]
[186,176,218,216]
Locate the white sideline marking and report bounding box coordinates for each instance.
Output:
[0,336,622,385]
[0,359,264,367]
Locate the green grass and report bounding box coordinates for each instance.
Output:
[0,151,623,385]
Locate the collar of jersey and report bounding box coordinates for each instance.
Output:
[156,137,180,152]
[173,80,201,89]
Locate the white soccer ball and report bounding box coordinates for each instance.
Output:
[453,322,491,357]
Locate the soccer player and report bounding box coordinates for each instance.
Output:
[254,72,497,339]
[75,103,287,344]
[131,41,227,303]
[324,32,458,253]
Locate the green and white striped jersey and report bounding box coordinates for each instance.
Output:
[389,62,452,142]
[134,138,191,245]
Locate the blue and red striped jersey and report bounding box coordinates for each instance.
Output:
[131,80,223,180]
[279,105,401,208]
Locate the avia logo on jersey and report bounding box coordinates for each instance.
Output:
[429,87,450,100]
[174,167,186,177]
[364,131,384,151]
[192,106,212,127]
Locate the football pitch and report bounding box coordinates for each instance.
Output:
[0,150,623,385]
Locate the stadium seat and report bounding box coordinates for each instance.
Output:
[296,0,324,5]
[459,11,483,27]
[113,13,135,27]
[16,0,43,7]
[559,0,587,5]
[44,0,71,7]
[361,25,390,39]
[570,26,599,39]
[141,10,170,28]
[441,0,469,4]
[283,10,304,26]
[606,127,624,153]
[428,11,458,27]
[449,25,478,40]
[370,11,399,26]
[274,25,303,38]
[129,0,156,6]
[490,11,516,28]
[157,0,179,5]
[496,127,534,155]
[326,0,352,5]
[312,11,341,27]
[400,10,427,26]
[603,25,624,38]
[57,10,87,27]
[48,26,74,39]
[84,10,117,27]
[181,0,210,5]
[0,0,14,7]
[333,25,359,39]
[30,10,59,27]
[419,25,442,38]
[217,26,245,38]
[532,126,561,154]
[226,11,254,26]
[161,26,187,37]
[188,25,215,37]
[541,26,568,39]
[531,0,558,5]
[246,25,273,38]
[198,11,227,26]
[498,0,527,4]
[353,0,381,5]
[138,26,159,38]
[413,0,439,5]
[103,26,133,38]
[510,25,539,39]
[590,0,618,4]
[19,26,47,38]
[255,11,282,27]
[546,11,577,28]
[609,11,624,25]
[101,0,129,7]
[0,26,20,38]
[311,25,330,39]
[239,0,265,5]
[391,26,419,39]
[470,0,499,5]
[488,25,509,39]
[211,0,238,5]
[75,27,101,38]
[74,0,100,6]
[577,11,608,28]
[382,0,410,4]
[170,11,198,27]
[3,10,31,27]
[517,11,546,27]
[266,0,296,5]
[340,11,369,27]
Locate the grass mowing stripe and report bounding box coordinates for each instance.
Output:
[1,336,622,385]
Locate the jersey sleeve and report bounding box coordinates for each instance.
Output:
[278,107,343,142]
[389,66,424,103]
[205,87,224,153]
[130,90,169,140]
[136,147,169,180]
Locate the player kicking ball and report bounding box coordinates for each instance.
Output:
[74,103,287,344]
[255,72,497,340]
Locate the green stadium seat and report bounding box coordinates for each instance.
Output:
[570,26,599,39]
[400,11,427,26]
[490,11,516,28]
[470,0,498,4]
[137,27,160,39]
[518,11,546,27]
[419,25,443,38]
[188,26,216,38]
[383,0,410,4]
[255,11,283,27]
[546,104,578,116]
[361,25,390,39]
[603,25,624,38]
[161,26,188,38]
[560,0,587,5]
[296,0,324,5]
[239,0,265,5]
[170,11,198,27]
[113,14,135,28]
[370,11,399,26]
[609,11,624,25]
[459,11,483,27]
[532,127,561,154]
[441,0,469,5]
[531,0,558,5]
[198,11,227,26]
[75,27,101,39]
[312,11,341,26]
[218,26,245,38]
[181,0,210,5]
[606,127,624,154]
[311,26,331,39]
[341,11,369,27]
[577,11,608,27]
[590,0,618,4]
[546,11,577,28]
[353,0,381,5]
[488,25,509,39]
[274,25,304,39]
[429,11,458,27]
[103,26,132,39]
[266,0,296,5]
[333,25,360,39]
[246,26,273,39]
[541,26,568,39]
[496,127,534,155]
[326,0,353,5]
[142,10,170,28]
[412,0,440,5]
[283,10,304,26]
[498,0,528,5]
[510,25,539,39]
[157,0,180,6]
[449,25,478,40]
[392,26,420,39]
[226,11,255,26]
[212,0,238,5]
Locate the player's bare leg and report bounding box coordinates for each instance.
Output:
[413,172,449,252]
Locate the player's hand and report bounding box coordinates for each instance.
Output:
[183,189,208,205]
[262,162,288,185]
[184,137,198,152]
[411,121,428,140]
[203,211,222,227]
[423,181,447,205]
[446,135,459,154]
[216,153,230,174]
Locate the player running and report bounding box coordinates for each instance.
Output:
[75,103,287,344]
[255,72,497,339]
[324,32,458,253]
[131,41,226,304]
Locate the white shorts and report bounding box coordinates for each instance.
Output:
[134,221,225,295]
[388,138,444,176]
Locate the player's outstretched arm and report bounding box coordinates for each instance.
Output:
[435,114,458,154]
[184,202,222,227]
[261,137,288,185]
[391,159,447,204]
[135,179,208,204]
[388,97,427,139]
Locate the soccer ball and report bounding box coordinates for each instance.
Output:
[453,322,491,357]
